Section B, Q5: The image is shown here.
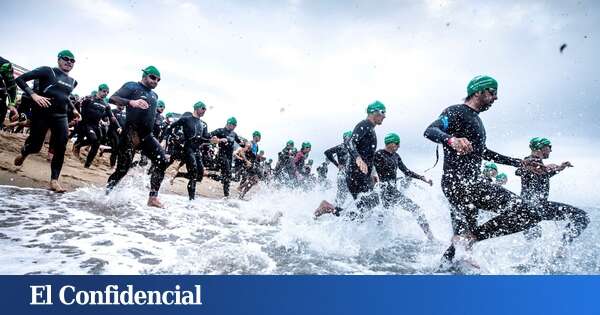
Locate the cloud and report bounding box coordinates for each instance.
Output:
[68,0,134,27]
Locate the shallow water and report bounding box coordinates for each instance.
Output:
[0,175,598,275]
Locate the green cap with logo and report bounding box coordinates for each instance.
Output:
[157,100,165,108]
[193,101,206,110]
[467,75,498,97]
[253,131,261,138]
[142,65,161,78]
[484,162,498,170]
[98,83,109,91]
[367,100,386,114]
[529,137,551,150]
[301,141,311,149]
[57,50,75,59]
[227,117,237,126]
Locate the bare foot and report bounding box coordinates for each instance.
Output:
[14,154,25,166]
[49,180,67,193]
[314,200,336,217]
[147,196,164,208]
[72,146,80,159]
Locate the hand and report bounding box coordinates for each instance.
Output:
[448,137,473,155]
[561,161,573,168]
[32,93,52,108]
[129,99,149,109]
[210,136,220,144]
[219,138,228,143]
[356,156,368,174]
[73,110,82,122]
[117,128,122,134]
[423,177,433,186]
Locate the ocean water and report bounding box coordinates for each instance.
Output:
[0,169,597,275]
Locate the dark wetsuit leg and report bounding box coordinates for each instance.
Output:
[345,168,379,212]
[218,155,232,197]
[21,115,50,157]
[75,123,101,168]
[139,135,167,195]
[441,179,544,261]
[538,201,589,244]
[334,172,349,206]
[178,148,204,200]
[0,95,7,126]
[108,130,120,167]
[106,130,135,192]
[47,117,68,180]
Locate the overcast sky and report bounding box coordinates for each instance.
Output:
[3,0,599,163]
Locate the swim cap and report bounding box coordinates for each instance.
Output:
[165,112,174,118]
[484,162,497,170]
[529,137,551,150]
[157,100,165,108]
[268,158,272,163]
[384,133,400,145]
[57,50,75,59]
[301,142,311,149]
[496,173,507,181]
[193,101,206,110]
[308,159,313,165]
[91,90,97,97]
[367,100,386,114]
[253,131,261,138]
[142,65,161,78]
[259,150,264,155]
[467,75,498,97]
[227,117,237,126]
[286,140,294,146]
[98,83,109,91]
[343,131,352,139]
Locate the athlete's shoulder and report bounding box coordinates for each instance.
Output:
[122,81,140,90]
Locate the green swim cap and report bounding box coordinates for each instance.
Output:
[496,173,507,181]
[142,65,161,78]
[343,131,352,139]
[484,162,498,170]
[301,141,311,149]
[286,140,294,146]
[259,150,265,154]
[98,83,109,91]
[367,100,386,114]
[467,75,498,97]
[165,112,174,118]
[268,158,273,163]
[57,50,75,59]
[193,101,206,110]
[253,131,261,138]
[157,100,165,108]
[91,90,97,97]
[308,159,313,165]
[529,137,551,150]
[227,117,237,126]
[384,133,400,145]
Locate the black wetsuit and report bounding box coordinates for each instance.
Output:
[325,141,351,205]
[374,149,431,232]
[107,107,126,167]
[424,104,544,261]
[106,82,167,197]
[345,119,379,211]
[75,96,118,168]
[210,127,243,197]
[15,66,77,180]
[166,114,211,200]
[0,57,17,126]
[274,147,294,184]
[153,111,167,141]
[516,156,589,243]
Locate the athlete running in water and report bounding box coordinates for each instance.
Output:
[13,50,80,192]
[516,137,588,244]
[106,66,168,208]
[423,75,552,267]
[0,56,18,126]
[324,131,353,206]
[210,117,244,197]
[315,101,386,218]
[374,133,435,240]
[274,140,295,184]
[153,100,167,141]
[292,142,311,186]
[495,173,508,185]
[73,84,120,168]
[165,101,219,200]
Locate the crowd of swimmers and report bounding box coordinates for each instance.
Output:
[0,51,590,270]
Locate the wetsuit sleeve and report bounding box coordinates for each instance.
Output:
[109,83,135,106]
[80,97,92,117]
[234,134,244,146]
[347,122,367,160]
[210,128,224,138]
[397,156,422,180]
[0,61,17,105]
[15,67,50,96]
[482,148,522,167]
[424,110,453,144]
[373,151,385,177]
[324,145,341,167]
